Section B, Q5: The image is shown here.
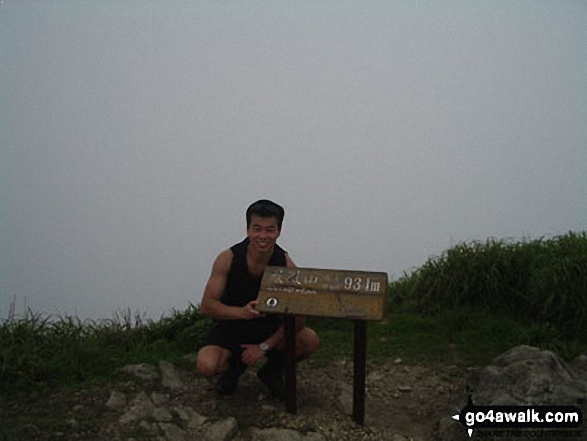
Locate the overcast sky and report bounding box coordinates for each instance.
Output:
[1,1,585,321]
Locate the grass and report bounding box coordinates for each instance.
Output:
[0,305,210,396]
[1,231,586,398]
[389,231,587,341]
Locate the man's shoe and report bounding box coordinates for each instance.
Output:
[215,353,246,396]
[215,371,239,395]
[257,365,285,401]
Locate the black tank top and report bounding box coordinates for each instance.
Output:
[220,237,287,307]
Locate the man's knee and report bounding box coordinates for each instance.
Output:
[297,327,320,357]
[196,355,216,377]
[196,346,229,377]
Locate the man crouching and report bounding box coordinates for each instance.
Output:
[196,200,320,400]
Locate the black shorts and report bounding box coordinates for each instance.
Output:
[202,316,282,355]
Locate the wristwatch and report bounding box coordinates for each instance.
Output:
[259,341,270,353]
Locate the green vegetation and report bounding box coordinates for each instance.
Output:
[389,231,587,341]
[1,231,586,397]
[0,306,210,395]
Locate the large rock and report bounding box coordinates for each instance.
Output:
[105,390,127,410]
[159,422,187,441]
[453,346,587,441]
[118,391,155,425]
[120,363,160,381]
[159,360,184,390]
[250,428,326,441]
[468,345,587,406]
[203,417,238,441]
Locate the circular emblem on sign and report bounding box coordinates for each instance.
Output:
[266,297,278,308]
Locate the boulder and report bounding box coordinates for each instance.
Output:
[468,345,587,406]
[159,360,184,390]
[203,417,238,441]
[120,363,160,381]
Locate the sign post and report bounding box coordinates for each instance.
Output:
[257,267,388,425]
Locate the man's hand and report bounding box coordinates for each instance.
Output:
[240,343,266,365]
[241,300,265,320]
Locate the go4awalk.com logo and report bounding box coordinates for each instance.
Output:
[452,397,583,438]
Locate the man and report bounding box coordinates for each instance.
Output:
[197,200,319,400]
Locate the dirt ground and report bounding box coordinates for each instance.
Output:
[0,358,468,440]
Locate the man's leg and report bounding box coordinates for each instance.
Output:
[257,326,320,400]
[294,326,320,359]
[197,345,247,395]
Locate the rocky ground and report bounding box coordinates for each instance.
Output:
[0,356,469,441]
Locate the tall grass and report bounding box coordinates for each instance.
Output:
[388,231,587,341]
[0,305,209,395]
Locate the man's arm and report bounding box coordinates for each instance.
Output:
[200,249,264,321]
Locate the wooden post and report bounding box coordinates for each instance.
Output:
[284,313,297,414]
[353,320,367,425]
[257,267,388,423]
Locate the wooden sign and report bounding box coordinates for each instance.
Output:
[257,267,388,321]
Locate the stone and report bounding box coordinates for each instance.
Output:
[366,370,385,384]
[303,432,327,441]
[120,363,160,381]
[251,428,304,441]
[251,428,301,441]
[153,407,173,422]
[172,405,208,429]
[397,386,412,392]
[337,383,353,416]
[138,421,159,436]
[159,422,186,441]
[105,390,127,410]
[182,353,198,364]
[467,345,587,406]
[159,360,184,390]
[437,416,469,441]
[151,392,169,406]
[203,417,238,441]
[118,391,155,425]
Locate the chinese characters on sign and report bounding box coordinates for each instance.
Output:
[257,267,388,321]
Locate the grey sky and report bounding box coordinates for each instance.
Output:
[1,1,585,320]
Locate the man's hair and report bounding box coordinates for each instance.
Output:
[246,199,285,229]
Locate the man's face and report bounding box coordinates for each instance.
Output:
[247,214,281,253]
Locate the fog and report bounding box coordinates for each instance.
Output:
[1,1,585,320]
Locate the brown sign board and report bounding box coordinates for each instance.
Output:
[257,267,388,321]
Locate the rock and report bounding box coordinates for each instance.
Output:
[138,420,159,436]
[67,418,79,430]
[251,428,304,441]
[203,417,238,441]
[151,392,169,406]
[105,390,127,410]
[119,391,155,425]
[120,363,160,381]
[159,360,184,390]
[337,384,353,416]
[153,407,174,422]
[366,371,385,384]
[183,353,198,364]
[303,432,327,441]
[173,405,208,429]
[159,422,186,441]
[468,345,587,406]
[251,428,326,441]
[397,386,412,392]
[437,416,469,441]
